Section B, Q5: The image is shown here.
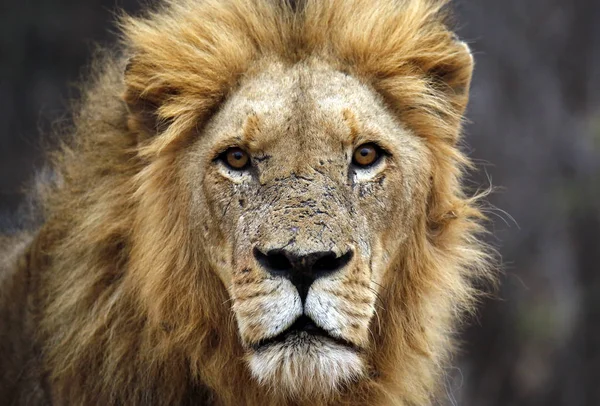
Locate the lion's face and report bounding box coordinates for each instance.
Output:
[182,60,432,395]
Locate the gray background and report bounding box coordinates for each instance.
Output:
[1,1,599,405]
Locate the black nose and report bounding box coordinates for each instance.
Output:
[253,247,353,303]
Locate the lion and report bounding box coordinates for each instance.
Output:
[0,0,492,405]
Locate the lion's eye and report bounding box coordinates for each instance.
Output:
[352,143,382,167]
[222,147,250,170]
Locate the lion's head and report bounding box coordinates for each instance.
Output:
[37,1,491,405]
[190,59,434,394]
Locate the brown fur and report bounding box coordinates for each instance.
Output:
[0,1,492,405]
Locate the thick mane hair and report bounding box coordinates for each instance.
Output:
[3,0,492,405]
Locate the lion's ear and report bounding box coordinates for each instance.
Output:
[123,57,176,140]
[427,40,474,116]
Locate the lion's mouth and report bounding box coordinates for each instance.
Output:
[251,315,355,351]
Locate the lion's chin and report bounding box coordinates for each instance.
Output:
[246,333,364,397]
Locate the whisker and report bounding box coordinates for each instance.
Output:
[367,286,386,312]
[372,305,382,334]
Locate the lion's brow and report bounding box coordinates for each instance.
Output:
[242,113,262,144]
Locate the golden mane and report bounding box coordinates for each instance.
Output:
[2,1,492,405]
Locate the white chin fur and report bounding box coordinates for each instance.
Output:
[247,333,364,398]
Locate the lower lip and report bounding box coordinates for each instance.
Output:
[252,327,355,351]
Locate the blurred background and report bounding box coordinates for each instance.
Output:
[1,1,599,405]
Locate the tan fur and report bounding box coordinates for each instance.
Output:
[0,1,492,405]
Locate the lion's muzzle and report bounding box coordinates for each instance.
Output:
[238,243,370,395]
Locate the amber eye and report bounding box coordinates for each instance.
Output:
[352,143,381,167]
[222,147,250,170]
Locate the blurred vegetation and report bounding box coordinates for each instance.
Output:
[1,1,599,405]
[454,1,600,405]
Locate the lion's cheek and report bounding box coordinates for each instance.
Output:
[231,277,302,346]
[305,279,376,349]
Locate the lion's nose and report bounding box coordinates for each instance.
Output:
[253,247,353,303]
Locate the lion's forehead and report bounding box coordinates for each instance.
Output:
[217,61,400,149]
